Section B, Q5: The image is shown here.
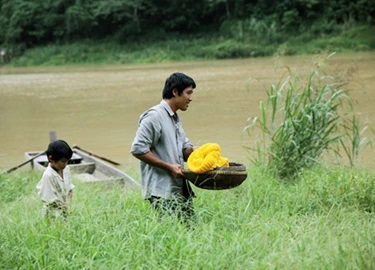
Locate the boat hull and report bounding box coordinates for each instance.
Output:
[25,149,140,187]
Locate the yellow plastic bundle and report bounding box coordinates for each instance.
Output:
[187,143,229,173]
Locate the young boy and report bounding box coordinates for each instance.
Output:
[36,140,75,220]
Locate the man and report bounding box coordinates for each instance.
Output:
[131,72,197,222]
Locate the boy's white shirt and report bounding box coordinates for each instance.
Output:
[36,164,75,205]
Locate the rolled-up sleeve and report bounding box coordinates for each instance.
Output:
[131,110,161,155]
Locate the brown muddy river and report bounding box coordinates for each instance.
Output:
[1,52,374,172]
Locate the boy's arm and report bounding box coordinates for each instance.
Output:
[67,190,73,202]
[37,173,59,203]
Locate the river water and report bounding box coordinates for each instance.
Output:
[1,52,374,171]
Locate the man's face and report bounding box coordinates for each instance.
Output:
[175,86,194,111]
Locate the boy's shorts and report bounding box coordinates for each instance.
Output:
[42,202,68,220]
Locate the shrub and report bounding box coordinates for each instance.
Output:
[244,53,371,179]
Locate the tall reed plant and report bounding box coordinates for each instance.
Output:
[244,55,371,179]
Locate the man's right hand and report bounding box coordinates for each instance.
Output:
[133,152,185,178]
[169,164,185,178]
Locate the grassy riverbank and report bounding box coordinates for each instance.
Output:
[1,164,374,269]
[3,25,375,67]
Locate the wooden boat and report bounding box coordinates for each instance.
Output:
[24,148,140,187]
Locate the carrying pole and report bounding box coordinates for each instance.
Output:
[72,145,121,166]
[2,151,46,175]
[49,131,57,142]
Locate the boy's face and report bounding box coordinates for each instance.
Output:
[49,157,69,172]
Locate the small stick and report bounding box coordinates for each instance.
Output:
[72,145,121,166]
[2,151,46,174]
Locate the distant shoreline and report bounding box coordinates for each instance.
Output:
[1,25,374,67]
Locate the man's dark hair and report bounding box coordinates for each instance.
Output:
[162,72,196,99]
[46,140,73,161]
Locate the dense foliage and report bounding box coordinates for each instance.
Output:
[1,0,374,47]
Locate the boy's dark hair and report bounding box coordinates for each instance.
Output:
[162,72,196,99]
[46,140,73,161]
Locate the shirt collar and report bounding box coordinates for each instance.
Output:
[48,163,65,181]
[160,99,176,118]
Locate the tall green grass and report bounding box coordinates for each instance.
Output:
[244,53,371,179]
[0,165,374,269]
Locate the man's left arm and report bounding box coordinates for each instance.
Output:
[183,146,195,161]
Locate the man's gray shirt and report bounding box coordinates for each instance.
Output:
[131,100,193,199]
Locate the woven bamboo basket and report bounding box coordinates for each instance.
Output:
[183,162,248,190]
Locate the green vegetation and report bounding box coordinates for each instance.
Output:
[244,53,372,179]
[0,165,374,269]
[1,1,374,268]
[281,25,375,55]
[0,0,374,66]
[2,25,374,67]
